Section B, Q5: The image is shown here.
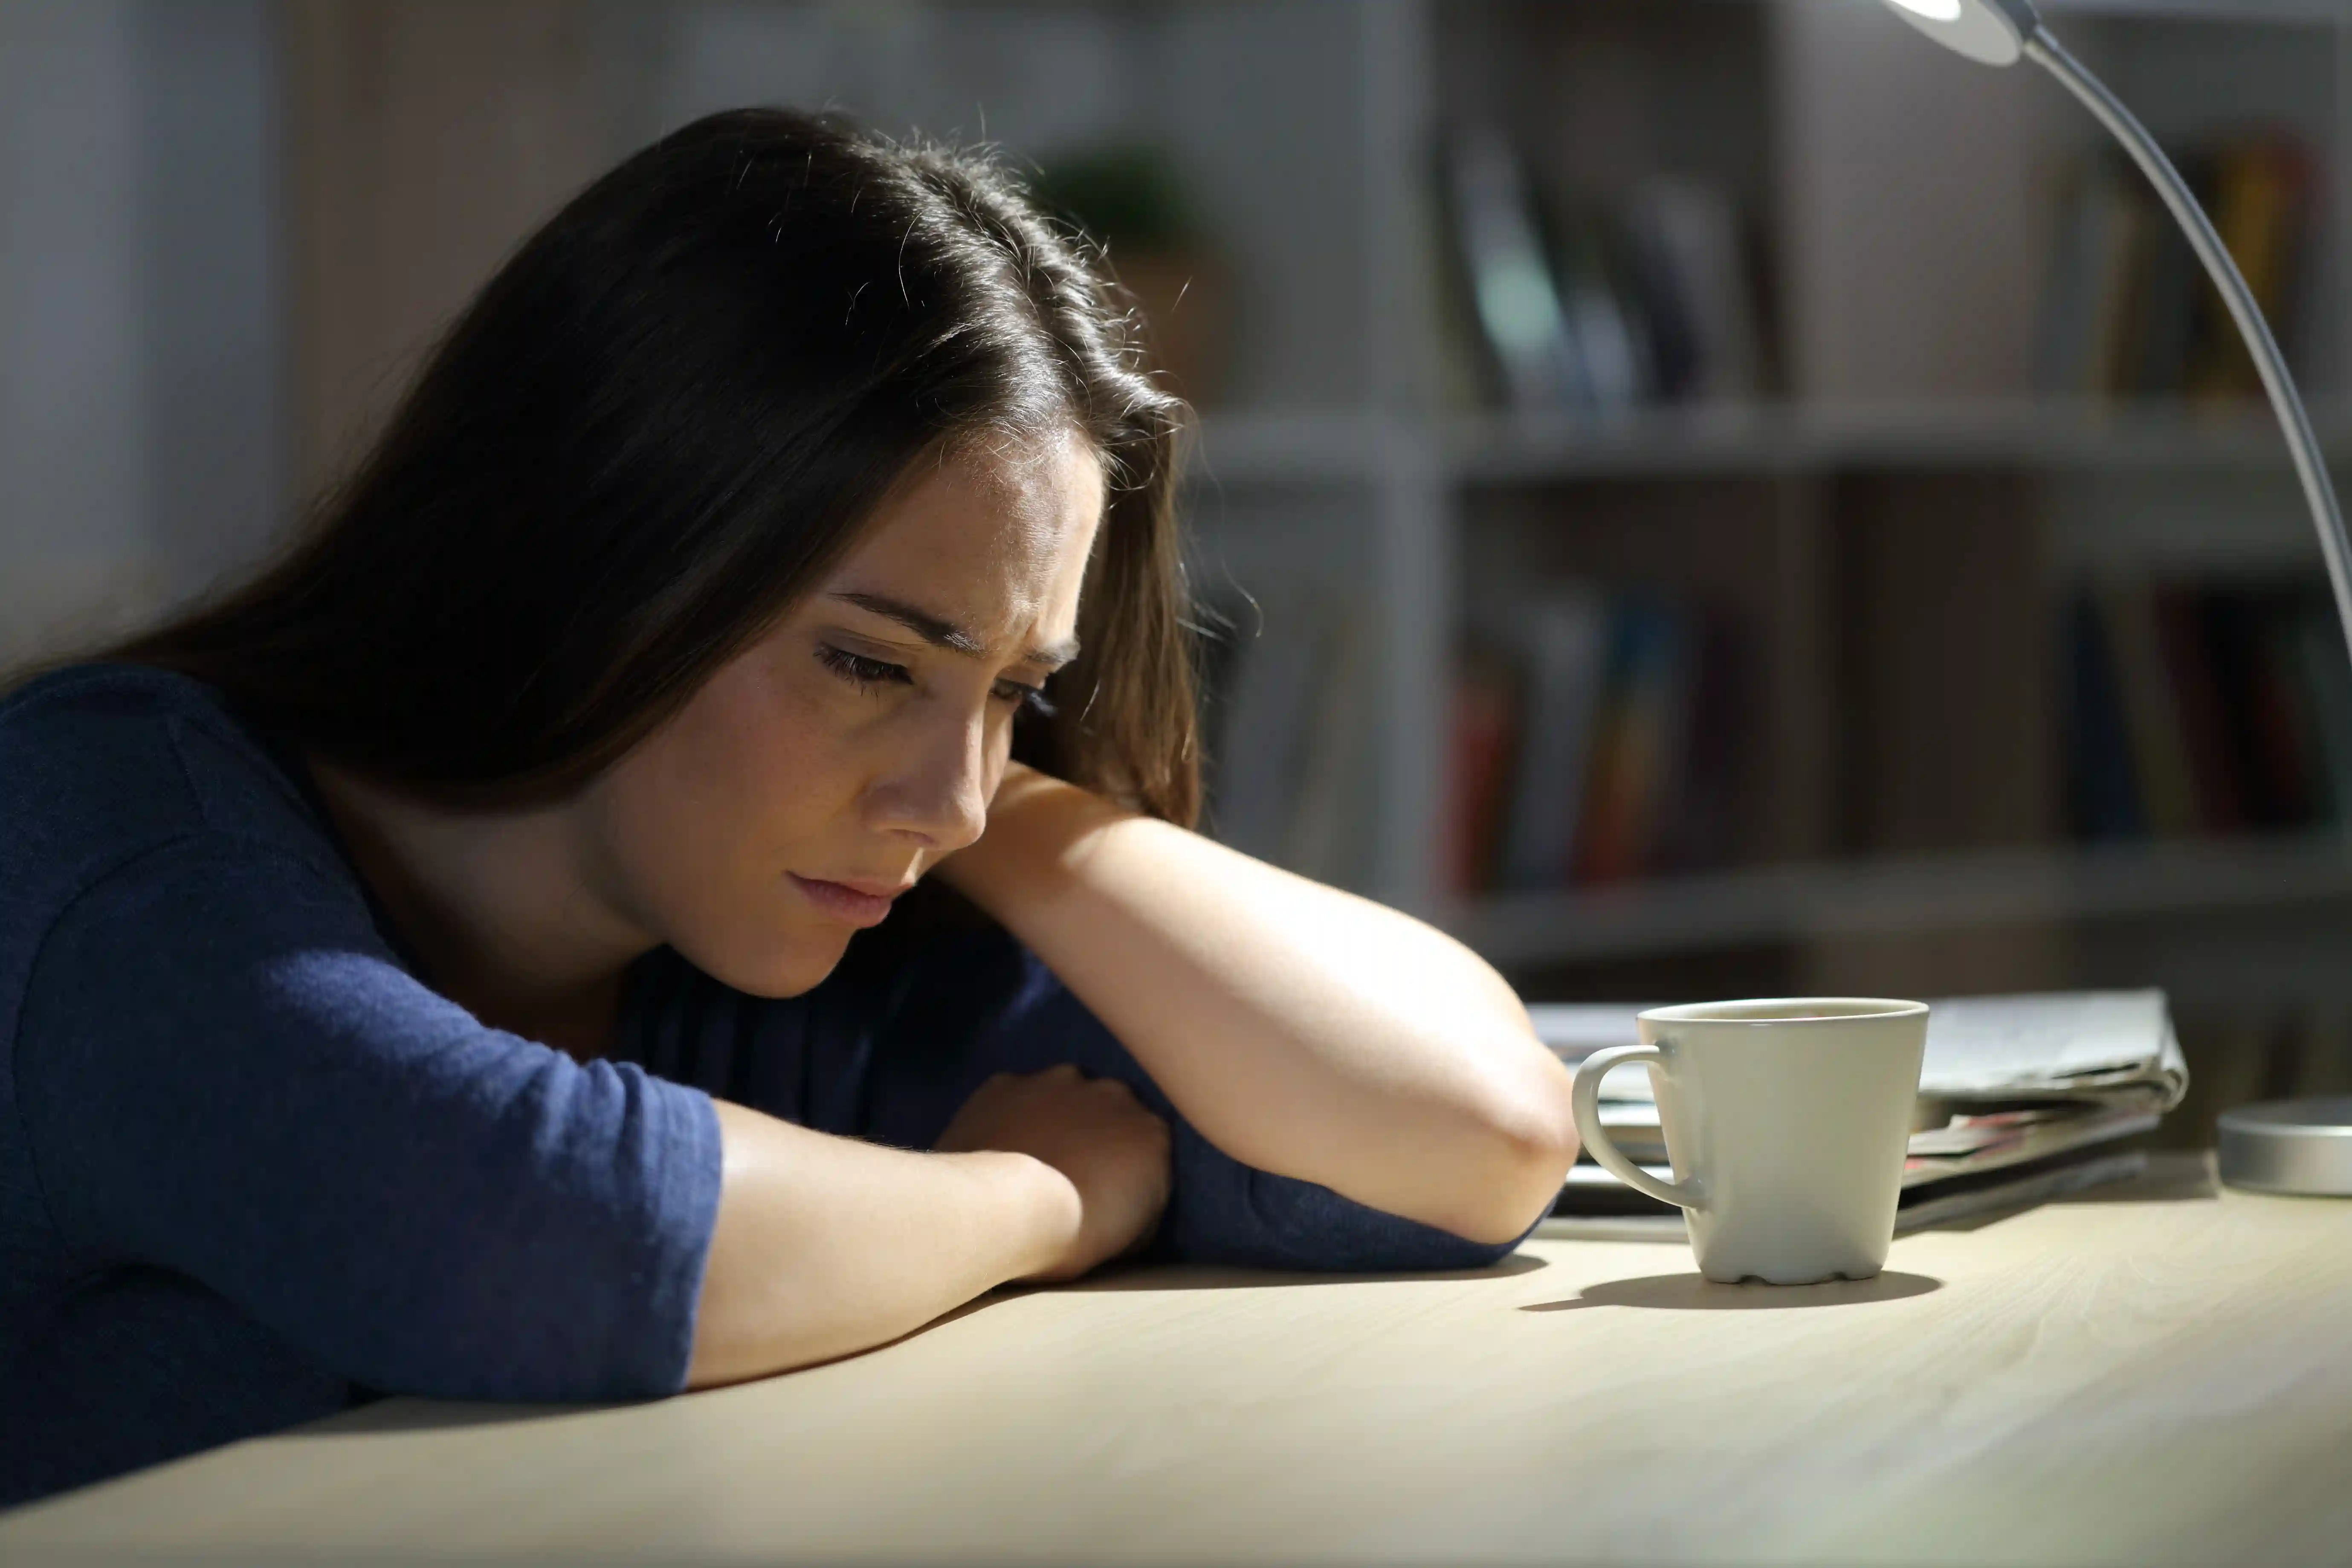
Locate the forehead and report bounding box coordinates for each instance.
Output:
[825,429,1104,638]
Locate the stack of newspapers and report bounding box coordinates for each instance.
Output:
[1532,991,2189,1241]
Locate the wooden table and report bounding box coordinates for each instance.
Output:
[7,1156,2352,1566]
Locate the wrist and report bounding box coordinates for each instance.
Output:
[953,1149,1080,1283]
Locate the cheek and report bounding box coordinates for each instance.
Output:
[985,718,1015,793]
[589,661,862,963]
[688,660,853,828]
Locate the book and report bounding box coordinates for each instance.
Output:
[1439,124,1585,411]
[2088,165,2155,399]
[2292,612,2352,826]
[2037,133,2312,404]
[1547,195,1646,414]
[2191,138,2311,404]
[1205,592,1322,862]
[1495,594,1610,891]
[1621,177,1761,404]
[2153,583,2248,832]
[2126,148,2213,398]
[2065,581,2346,842]
[1575,599,1689,884]
[2065,589,2146,841]
[1441,651,1521,896]
[1283,598,1373,884]
[1441,590,1748,895]
[2037,151,2154,400]
[1205,589,1370,875]
[2093,580,2199,839]
[2249,603,2324,829]
[1653,609,1745,874]
[1618,195,1701,405]
[1434,133,1763,414]
[2207,588,2313,830]
[2034,158,2106,397]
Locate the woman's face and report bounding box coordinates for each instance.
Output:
[579,427,1105,996]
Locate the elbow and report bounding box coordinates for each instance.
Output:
[1500,1083,1582,1233]
[1439,1067,1581,1248]
[1498,1041,1583,1190]
[1524,1059,1584,1172]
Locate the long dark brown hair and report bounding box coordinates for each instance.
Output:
[106,108,1199,827]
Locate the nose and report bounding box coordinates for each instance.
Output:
[865,704,991,854]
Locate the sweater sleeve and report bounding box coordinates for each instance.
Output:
[14,836,723,1403]
[860,927,1542,1273]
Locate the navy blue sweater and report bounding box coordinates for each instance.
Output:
[0,666,1524,1506]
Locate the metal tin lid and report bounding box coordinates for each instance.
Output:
[2217,1097,2352,1197]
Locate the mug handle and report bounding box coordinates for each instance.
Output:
[1571,1045,1705,1212]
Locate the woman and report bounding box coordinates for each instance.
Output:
[0,109,1576,1504]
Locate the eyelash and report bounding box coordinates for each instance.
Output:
[817,644,1057,718]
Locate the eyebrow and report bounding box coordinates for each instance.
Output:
[830,591,1081,671]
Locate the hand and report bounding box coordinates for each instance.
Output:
[935,1064,1172,1282]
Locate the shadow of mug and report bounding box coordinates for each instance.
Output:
[1519,1270,1944,1313]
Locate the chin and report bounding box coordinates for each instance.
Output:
[687,925,856,1000]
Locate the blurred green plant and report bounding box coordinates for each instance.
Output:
[1025,145,1201,253]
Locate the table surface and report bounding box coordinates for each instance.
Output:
[7,1155,2352,1567]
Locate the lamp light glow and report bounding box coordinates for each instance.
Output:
[1878,0,2037,67]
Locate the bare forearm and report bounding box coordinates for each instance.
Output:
[685,1101,1073,1388]
[943,774,1577,1244]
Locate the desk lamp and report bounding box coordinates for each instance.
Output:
[1878,0,2352,1195]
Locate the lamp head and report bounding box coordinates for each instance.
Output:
[1879,0,2042,67]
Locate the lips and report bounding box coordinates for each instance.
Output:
[788,872,913,927]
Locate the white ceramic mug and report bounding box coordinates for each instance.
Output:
[1570,998,1930,1284]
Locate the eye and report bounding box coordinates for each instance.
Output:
[817,645,911,693]
[994,680,1057,719]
